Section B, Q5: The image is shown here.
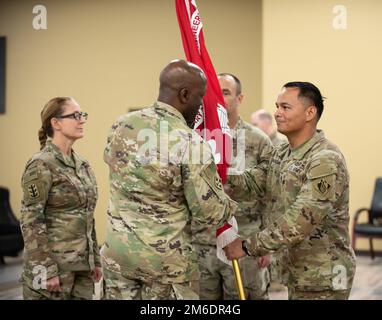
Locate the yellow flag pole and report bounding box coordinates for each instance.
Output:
[232,259,246,300]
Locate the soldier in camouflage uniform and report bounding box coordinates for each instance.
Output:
[101,60,236,300]
[224,82,356,300]
[195,73,273,300]
[20,97,102,300]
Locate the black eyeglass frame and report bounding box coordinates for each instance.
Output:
[56,111,88,121]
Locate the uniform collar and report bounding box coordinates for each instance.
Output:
[154,101,187,125]
[232,117,244,130]
[45,140,83,168]
[289,130,325,160]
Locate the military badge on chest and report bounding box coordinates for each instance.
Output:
[287,161,304,174]
[280,161,304,186]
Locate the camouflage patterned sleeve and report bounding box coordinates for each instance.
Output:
[256,134,274,230]
[20,159,59,279]
[87,166,101,267]
[91,217,101,267]
[247,153,346,257]
[226,146,272,202]
[182,160,237,235]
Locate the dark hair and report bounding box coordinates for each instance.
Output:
[218,73,242,95]
[39,97,72,150]
[283,81,325,120]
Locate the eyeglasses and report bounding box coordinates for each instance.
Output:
[57,111,88,121]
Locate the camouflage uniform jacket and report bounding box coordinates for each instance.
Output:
[102,101,236,284]
[228,130,356,291]
[195,118,273,246]
[20,141,101,281]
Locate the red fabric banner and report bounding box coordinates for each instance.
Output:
[175,0,231,183]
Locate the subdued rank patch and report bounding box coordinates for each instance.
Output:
[28,183,40,199]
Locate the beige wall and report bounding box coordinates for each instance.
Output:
[262,0,382,250]
[0,0,262,243]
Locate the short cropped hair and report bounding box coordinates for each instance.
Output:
[218,73,242,95]
[283,81,325,120]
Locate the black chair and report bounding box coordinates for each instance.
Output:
[352,178,382,259]
[0,187,24,264]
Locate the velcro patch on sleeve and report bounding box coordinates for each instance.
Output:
[23,167,39,183]
[311,175,336,201]
[307,159,338,201]
[23,181,45,204]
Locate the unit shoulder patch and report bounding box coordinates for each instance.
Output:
[311,175,335,201]
[23,181,45,204]
[316,178,331,196]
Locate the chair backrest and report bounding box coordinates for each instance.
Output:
[0,186,19,225]
[370,177,382,222]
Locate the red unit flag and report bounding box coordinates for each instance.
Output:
[175,0,231,183]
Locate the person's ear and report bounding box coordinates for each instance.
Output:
[306,106,317,122]
[237,93,244,105]
[50,118,61,132]
[179,87,190,104]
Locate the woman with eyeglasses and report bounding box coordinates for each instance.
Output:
[20,97,102,300]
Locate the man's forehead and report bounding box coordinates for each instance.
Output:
[219,74,235,83]
[282,86,300,94]
[218,76,235,88]
[277,87,300,101]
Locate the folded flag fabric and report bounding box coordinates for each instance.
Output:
[216,216,239,265]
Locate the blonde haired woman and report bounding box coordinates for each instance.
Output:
[20,97,102,299]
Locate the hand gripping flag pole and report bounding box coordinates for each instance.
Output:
[175,0,245,300]
[216,217,246,300]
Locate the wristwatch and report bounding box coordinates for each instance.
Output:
[241,240,251,256]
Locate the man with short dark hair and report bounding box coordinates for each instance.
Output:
[224,82,356,300]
